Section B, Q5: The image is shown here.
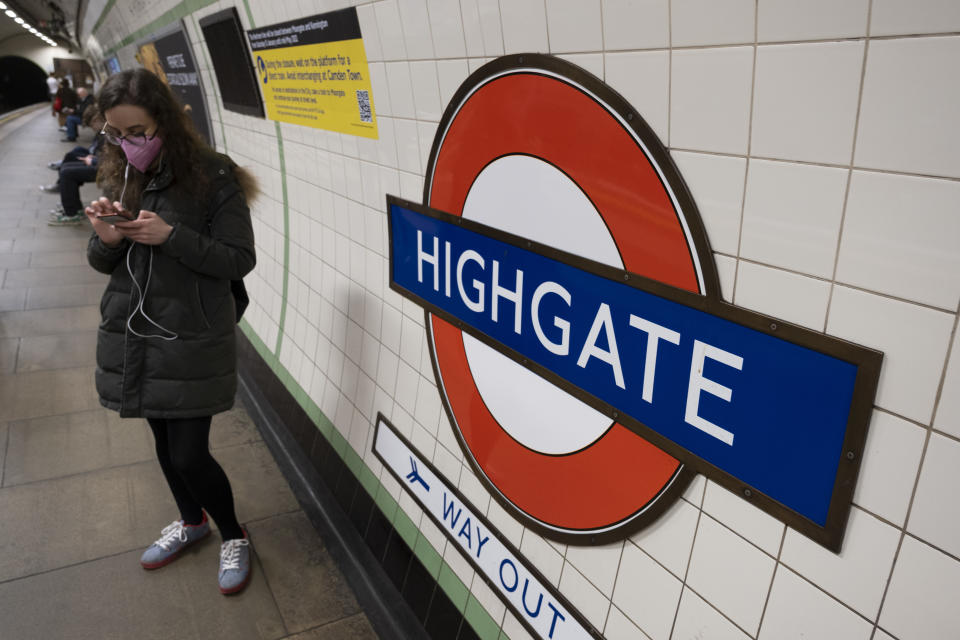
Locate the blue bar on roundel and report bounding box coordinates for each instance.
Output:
[389,202,860,527]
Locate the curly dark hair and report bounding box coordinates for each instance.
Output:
[96,68,209,211]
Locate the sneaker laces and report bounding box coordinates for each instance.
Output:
[219,538,249,571]
[154,520,188,551]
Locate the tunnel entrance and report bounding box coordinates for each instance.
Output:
[0,56,49,113]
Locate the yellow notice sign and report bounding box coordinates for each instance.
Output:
[248,8,377,138]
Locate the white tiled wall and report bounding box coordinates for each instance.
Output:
[84,1,960,638]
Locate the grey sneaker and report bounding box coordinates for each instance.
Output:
[140,514,211,569]
[47,213,84,226]
[39,183,59,193]
[218,535,251,595]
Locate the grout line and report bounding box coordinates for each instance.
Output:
[0,546,141,588]
[924,311,960,437]
[756,519,789,636]
[826,1,873,335]
[871,423,932,635]
[728,2,760,307]
[0,418,9,488]
[667,477,706,639]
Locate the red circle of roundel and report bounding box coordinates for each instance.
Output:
[425,61,711,539]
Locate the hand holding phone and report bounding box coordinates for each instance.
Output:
[95,203,136,224]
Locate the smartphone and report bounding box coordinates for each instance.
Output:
[96,208,136,224]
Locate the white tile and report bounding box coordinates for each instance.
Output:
[436,59,469,113]
[557,53,604,80]
[671,152,746,257]
[751,42,864,165]
[409,61,442,122]
[612,543,683,640]
[757,0,869,42]
[874,631,897,640]
[671,0,755,47]
[417,121,438,173]
[672,587,751,640]
[375,0,408,61]
[500,0,549,54]
[426,0,467,58]
[855,36,960,179]
[781,507,900,619]
[715,255,736,303]
[458,0,485,57]
[871,0,960,36]
[604,50,669,142]
[603,605,652,640]
[837,171,960,311]
[357,4,383,62]
[499,611,535,640]
[601,0,669,50]
[733,261,831,331]
[475,0,504,56]
[827,286,954,425]
[564,540,624,597]
[519,531,565,586]
[394,118,422,174]
[879,536,960,640]
[934,330,960,440]
[469,573,507,627]
[385,61,416,120]
[758,566,872,640]
[545,0,603,53]
[398,0,435,59]
[630,498,700,579]
[740,159,847,278]
[671,47,754,154]
[558,561,611,631]
[908,433,960,557]
[684,474,707,506]
[686,516,776,635]
[853,410,927,527]
[702,481,785,556]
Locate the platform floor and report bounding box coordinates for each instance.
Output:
[0,106,378,640]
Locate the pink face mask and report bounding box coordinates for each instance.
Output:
[120,133,163,172]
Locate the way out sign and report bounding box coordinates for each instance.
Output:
[388,55,882,552]
[374,415,600,640]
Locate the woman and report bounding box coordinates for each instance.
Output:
[85,69,258,595]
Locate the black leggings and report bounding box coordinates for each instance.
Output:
[147,416,243,540]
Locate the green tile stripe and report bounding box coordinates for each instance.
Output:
[91,0,118,36]
[100,0,218,56]
[240,318,505,627]
[229,0,494,628]
[272,120,291,357]
[465,594,503,640]
[239,0,256,29]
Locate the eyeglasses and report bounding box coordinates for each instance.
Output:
[100,125,156,147]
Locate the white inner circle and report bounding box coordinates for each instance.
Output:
[460,154,624,455]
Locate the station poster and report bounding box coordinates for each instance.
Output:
[247,7,378,138]
[136,22,213,146]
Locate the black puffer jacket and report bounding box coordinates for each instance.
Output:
[87,150,256,418]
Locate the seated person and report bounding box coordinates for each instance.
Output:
[47,114,105,226]
[62,87,94,142]
[42,108,104,185]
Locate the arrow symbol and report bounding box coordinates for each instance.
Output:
[405,457,430,492]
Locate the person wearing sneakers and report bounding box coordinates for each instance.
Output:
[47,114,106,226]
[84,69,258,595]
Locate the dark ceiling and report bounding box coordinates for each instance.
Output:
[0,0,81,51]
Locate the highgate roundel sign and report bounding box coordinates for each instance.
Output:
[387,55,881,550]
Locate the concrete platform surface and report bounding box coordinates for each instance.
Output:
[0,106,378,640]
